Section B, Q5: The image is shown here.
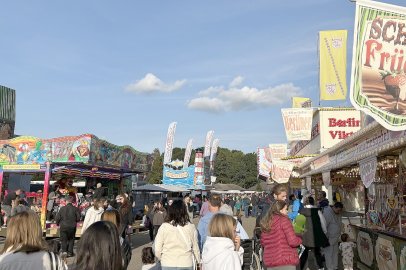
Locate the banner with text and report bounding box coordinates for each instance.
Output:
[183,139,193,168]
[292,97,312,108]
[164,122,177,164]
[271,159,294,184]
[257,147,272,180]
[350,1,406,130]
[359,156,377,188]
[203,130,214,158]
[322,171,331,187]
[281,108,313,141]
[320,30,348,100]
[269,144,288,161]
[319,109,361,149]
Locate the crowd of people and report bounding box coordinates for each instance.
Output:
[0,183,353,270]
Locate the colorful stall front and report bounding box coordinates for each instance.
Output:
[0,134,150,235]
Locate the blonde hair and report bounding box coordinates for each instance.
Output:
[260,200,287,232]
[208,213,236,241]
[1,211,47,254]
[101,209,121,228]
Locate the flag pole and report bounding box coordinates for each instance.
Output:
[318,31,321,107]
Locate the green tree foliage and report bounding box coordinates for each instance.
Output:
[148,147,257,188]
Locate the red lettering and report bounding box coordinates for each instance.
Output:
[364,39,382,68]
[329,131,338,139]
[329,118,336,127]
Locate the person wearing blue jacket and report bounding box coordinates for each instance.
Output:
[288,194,302,221]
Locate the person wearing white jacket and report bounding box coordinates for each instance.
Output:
[81,199,104,233]
[202,213,244,270]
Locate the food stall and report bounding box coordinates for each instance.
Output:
[0,134,150,237]
[299,122,406,270]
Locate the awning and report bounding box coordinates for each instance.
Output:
[132,184,188,192]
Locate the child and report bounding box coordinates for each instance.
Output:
[142,247,160,270]
[339,233,356,270]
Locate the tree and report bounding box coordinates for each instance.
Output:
[147,149,163,184]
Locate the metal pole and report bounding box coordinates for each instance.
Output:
[41,162,51,230]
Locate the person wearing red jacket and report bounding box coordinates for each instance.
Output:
[260,200,302,270]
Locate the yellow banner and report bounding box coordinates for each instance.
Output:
[292,97,311,108]
[2,164,41,170]
[319,30,347,100]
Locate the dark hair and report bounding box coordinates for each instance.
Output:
[341,233,349,242]
[209,194,222,208]
[289,194,295,201]
[142,247,155,264]
[184,194,190,199]
[75,221,122,270]
[165,199,190,226]
[308,196,315,206]
[334,202,344,209]
[321,191,327,198]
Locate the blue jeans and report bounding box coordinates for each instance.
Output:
[252,205,258,217]
[162,267,193,270]
[244,205,249,217]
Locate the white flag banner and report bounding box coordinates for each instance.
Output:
[257,147,272,180]
[163,122,177,164]
[183,139,193,168]
[203,130,214,157]
[306,176,312,191]
[359,156,377,188]
[281,108,313,141]
[210,139,220,162]
[322,171,331,187]
[271,160,294,184]
[269,144,288,161]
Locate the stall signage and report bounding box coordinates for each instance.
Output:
[312,155,330,170]
[165,171,189,179]
[271,160,294,183]
[322,171,331,187]
[281,108,313,141]
[2,164,41,170]
[257,148,272,180]
[350,0,406,131]
[269,144,287,160]
[320,110,361,149]
[359,156,377,188]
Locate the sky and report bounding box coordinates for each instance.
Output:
[1,0,405,154]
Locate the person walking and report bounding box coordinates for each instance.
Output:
[47,186,59,221]
[75,221,123,270]
[101,209,132,269]
[299,196,329,270]
[323,202,344,270]
[0,211,67,270]
[154,199,200,270]
[152,200,167,239]
[251,193,259,217]
[199,196,209,217]
[318,191,330,209]
[260,200,302,270]
[234,197,242,216]
[202,213,244,270]
[118,194,133,239]
[1,189,22,227]
[81,198,104,233]
[242,195,251,218]
[197,194,222,250]
[55,196,80,258]
[184,194,194,221]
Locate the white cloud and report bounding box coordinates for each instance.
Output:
[125,73,186,93]
[187,77,301,113]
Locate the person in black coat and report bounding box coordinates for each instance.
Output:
[55,196,81,257]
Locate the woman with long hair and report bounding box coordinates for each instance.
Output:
[202,213,244,270]
[154,199,200,270]
[101,210,132,269]
[152,200,167,239]
[118,194,132,238]
[260,200,302,270]
[75,221,123,270]
[0,211,66,270]
[82,198,105,233]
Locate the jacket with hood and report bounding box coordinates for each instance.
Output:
[81,206,104,232]
[299,206,329,248]
[202,236,244,270]
[261,214,302,268]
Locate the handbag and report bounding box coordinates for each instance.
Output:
[176,225,201,270]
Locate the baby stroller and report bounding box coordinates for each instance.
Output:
[241,239,262,270]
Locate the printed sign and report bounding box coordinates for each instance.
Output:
[203,130,214,158]
[257,147,272,180]
[359,156,377,188]
[183,139,193,168]
[292,97,312,108]
[269,144,287,160]
[281,108,313,141]
[319,110,361,149]
[322,171,331,187]
[271,160,294,183]
[350,1,406,130]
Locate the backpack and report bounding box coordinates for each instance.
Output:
[144,216,151,228]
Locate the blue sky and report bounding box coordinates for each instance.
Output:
[1,0,405,154]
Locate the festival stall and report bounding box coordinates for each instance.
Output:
[299,121,406,270]
[0,134,150,237]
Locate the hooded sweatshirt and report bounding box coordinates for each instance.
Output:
[81,206,104,232]
[202,236,244,270]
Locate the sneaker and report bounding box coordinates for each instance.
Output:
[1,225,7,228]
